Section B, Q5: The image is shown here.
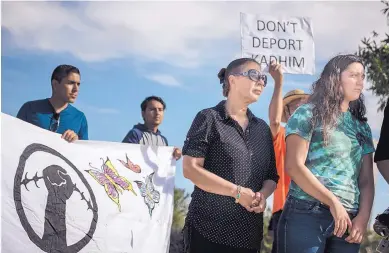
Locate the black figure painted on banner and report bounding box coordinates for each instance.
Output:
[41,165,75,251]
[14,143,98,253]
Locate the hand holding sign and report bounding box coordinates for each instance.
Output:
[269,60,283,85]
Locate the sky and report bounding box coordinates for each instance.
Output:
[1,1,388,223]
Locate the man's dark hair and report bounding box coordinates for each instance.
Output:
[51,64,80,83]
[141,96,166,111]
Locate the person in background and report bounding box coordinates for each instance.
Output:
[268,87,309,253]
[181,58,280,253]
[17,64,88,142]
[373,97,389,252]
[375,97,389,184]
[122,96,181,160]
[278,54,375,253]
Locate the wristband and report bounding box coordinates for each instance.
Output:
[235,185,241,203]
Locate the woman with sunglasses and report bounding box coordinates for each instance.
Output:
[277,54,375,253]
[181,58,282,253]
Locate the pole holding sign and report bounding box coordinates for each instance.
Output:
[240,12,315,75]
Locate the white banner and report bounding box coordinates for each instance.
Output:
[240,12,315,75]
[1,113,176,253]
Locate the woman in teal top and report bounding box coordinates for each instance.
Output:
[277,54,375,253]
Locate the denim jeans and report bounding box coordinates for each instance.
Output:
[277,195,360,253]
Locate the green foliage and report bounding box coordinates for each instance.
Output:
[171,188,190,230]
[357,0,389,111]
[359,229,384,253]
[260,207,273,253]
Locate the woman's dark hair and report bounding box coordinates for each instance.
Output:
[308,54,367,144]
[217,58,259,97]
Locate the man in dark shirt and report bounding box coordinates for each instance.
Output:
[17,64,88,142]
[122,96,181,160]
[373,99,389,252]
[375,97,389,184]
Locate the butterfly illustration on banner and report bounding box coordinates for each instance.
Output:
[134,172,160,217]
[85,157,137,211]
[118,153,141,173]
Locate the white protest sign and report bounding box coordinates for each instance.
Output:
[1,113,176,253]
[240,12,315,75]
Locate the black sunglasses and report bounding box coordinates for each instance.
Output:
[231,69,267,87]
[49,113,60,132]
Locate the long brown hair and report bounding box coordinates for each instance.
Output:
[308,54,367,144]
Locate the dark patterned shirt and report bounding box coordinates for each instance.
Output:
[182,100,279,250]
[375,98,389,162]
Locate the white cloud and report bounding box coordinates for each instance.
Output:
[76,103,120,115]
[2,1,388,68]
[146,74,181,87]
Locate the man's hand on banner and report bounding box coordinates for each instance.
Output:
[269,60,283,85]
[173,147,182,160]
[62,130,79,143]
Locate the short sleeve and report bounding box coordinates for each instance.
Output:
[375,99,389,162]
[285,104,314,142]
[16,102,30,122]
[182,110,213,158]
[122,129,141,144]
[359,122,374,155]
[78,114,89,140]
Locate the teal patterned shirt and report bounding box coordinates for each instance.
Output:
[286,104,375,213]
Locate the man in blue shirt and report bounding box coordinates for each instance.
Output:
[17,64,88,142]
[122,96,181,160]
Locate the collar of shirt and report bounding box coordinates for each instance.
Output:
[214,100,258,123]
[46,98,71,116]
[135,123,162,135]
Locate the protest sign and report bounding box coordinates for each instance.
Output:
[1,113,176,253]
[241,12,315,75]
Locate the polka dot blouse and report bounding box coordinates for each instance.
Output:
[182,100,279,250]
